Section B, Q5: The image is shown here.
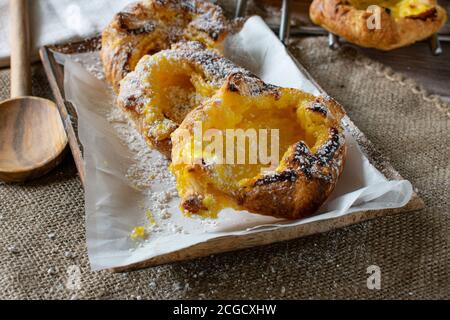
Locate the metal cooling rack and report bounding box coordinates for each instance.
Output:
[235,0,447,55]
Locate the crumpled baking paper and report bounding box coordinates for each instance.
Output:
[62,16,412,271]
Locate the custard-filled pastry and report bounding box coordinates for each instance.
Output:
[117,41,254,159]
[170,73,347,220]
[310,0,447,50]
[102,0,236,92]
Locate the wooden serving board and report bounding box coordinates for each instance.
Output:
[39,36,424,272]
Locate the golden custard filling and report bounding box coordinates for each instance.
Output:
[170,88,336,218]
[123,31,167,74]
[139,55,217,141]
[347,0,436,18]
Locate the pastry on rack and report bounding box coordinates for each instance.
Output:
[117,41,254,159]
[170,72,347,220]
[310,0,447,50]
[101,0,236,92]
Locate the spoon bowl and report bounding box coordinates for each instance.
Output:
[0,0,68,183]
[0,97,67,183]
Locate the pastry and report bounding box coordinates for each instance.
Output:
[101,0,235,92]
[310,0,447,50]
[117,41,253,158]
[170,72,347,219]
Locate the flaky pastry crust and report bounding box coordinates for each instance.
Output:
[101,0,235,92]
[117,41,253,158]
[170,73,347,220]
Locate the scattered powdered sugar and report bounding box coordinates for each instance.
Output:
[64,50,229,253]
[134,41,254,87]
[71,53,106,81]
[106,103,196,242]
[107,107,177,233]
[164,86,204,123]
[7,245,20,254]
[107,106,175,193]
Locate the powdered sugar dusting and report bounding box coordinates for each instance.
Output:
[116,41,266,146]
[106,106,183,239]
[66,50,225,245]
[102,0,239,90]
[71,53,106,81]
[106,103,221,244]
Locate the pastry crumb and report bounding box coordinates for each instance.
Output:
[131,226,147,240]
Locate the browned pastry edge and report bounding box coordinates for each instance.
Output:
[310,0,447,50]
[101,0,235,92]
[117,42,254,159]
[173,73,347,220]
[236,97,347,220]
[117,102,173,159]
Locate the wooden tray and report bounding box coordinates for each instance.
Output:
[39,36,424,272]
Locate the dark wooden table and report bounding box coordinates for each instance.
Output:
[257,0,450,100]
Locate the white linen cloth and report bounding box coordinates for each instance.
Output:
[0,0,135,67]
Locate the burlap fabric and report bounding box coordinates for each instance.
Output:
[0,37,449,300]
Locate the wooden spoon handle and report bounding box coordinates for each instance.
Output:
[9,0,31,98]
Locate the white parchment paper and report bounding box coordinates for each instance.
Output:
[62,16,412,271]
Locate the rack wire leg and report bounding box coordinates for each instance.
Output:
[235,0,247,18]
[279,0,291,45]
[328,33,340,50]
[430,34,442,56]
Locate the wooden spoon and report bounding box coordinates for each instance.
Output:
[0,0,67,183]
